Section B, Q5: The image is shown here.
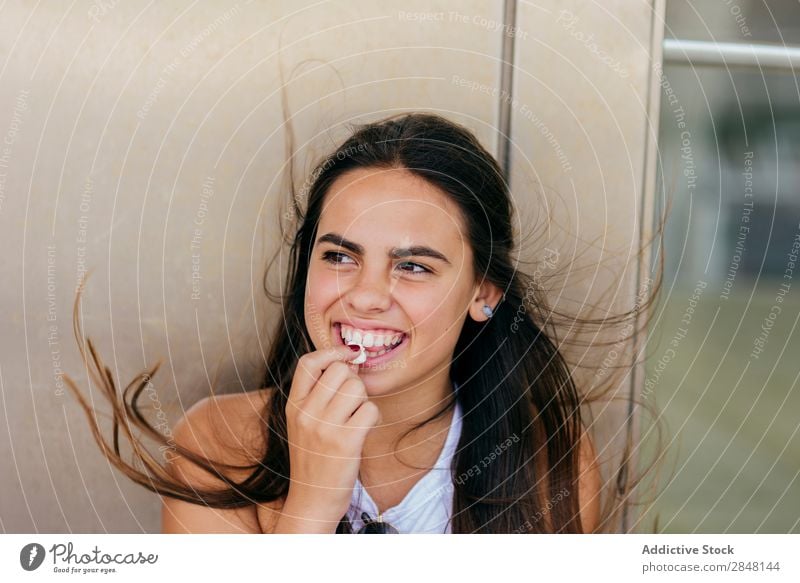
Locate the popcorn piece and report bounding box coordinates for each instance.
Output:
[348,342,367,365]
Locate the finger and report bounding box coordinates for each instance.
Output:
[325,377,368,426]
[288,344,363,405]
[344,342,365,374]
[346,400,381,433]
[303,361,359,413]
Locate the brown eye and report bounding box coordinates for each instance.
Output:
[397,261,431,275]
[322,251,355,265]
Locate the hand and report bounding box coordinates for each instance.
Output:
[278,344,380,533]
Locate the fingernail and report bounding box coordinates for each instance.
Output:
[347,343,367,365]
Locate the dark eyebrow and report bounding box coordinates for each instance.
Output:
[316,232,451,265]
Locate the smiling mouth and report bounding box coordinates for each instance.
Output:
[332,323,408,363]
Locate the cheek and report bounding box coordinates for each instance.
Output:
[304,268,338,339]
[306,266,339,303]
[406,292,466,341]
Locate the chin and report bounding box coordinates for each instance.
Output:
[359,374,410,400]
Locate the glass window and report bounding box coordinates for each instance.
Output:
[640,1,800,533]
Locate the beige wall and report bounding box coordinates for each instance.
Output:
[510,0,665,530]
[0,0,663,532]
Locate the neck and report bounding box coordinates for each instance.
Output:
[359,372,456,478]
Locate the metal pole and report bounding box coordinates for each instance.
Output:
[663,38,800,71]
[497,0,517,180]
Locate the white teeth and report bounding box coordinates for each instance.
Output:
[364,344,397,358]
[349,343,390,363]
[338,324,404,347]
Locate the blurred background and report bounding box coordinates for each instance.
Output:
[639,1,800,533]
[0,0,796,534]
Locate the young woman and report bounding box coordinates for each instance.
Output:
[65,112,659,534]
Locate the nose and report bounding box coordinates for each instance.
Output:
[342,265,393,313]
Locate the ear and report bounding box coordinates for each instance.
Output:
[468,281,505,322]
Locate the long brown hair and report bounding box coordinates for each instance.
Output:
[64,103,665,533]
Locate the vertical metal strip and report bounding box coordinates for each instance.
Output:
[619,0,666,533]
[497,0,517,179]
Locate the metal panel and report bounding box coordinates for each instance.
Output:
[0,0,506,533]
[509,0,665,532]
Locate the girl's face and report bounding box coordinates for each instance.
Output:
[304,167,485,396]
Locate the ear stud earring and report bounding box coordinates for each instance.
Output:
[481,293,505,321]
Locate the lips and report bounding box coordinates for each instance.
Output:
[333,322,409,368]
